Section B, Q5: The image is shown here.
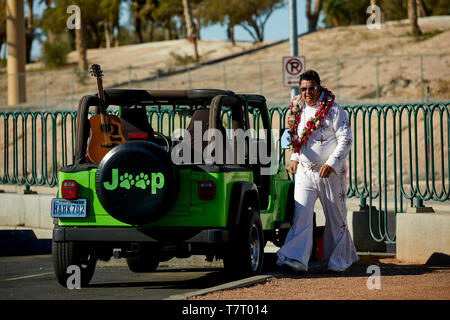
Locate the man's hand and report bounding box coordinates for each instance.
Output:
[319,164,335,178]
[287,160,299,175]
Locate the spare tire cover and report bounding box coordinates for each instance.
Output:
[95,140,179,225]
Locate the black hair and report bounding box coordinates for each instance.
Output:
[299,70,321,86]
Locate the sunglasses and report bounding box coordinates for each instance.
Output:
[300,85,318,92]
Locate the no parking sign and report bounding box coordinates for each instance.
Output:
[283,56,305,87]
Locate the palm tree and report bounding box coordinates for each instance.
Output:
[75,15,88,71]
[416,0,427,17]
[306,0,322,32]
[182,0,199,62]
[408,0,422,36]
[25,0,35,62]
[323,0,342,27]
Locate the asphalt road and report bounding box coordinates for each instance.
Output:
[0,254,235,300]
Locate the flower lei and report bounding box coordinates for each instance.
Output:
[287,88,335,154]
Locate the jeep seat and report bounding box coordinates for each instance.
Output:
[186,109,210,163]
[186,109,232,164]
[120,106,155,141]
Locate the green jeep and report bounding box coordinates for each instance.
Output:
[51,89,294,287]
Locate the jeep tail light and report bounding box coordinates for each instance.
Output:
[198,181,215,200]
[129,133,148,140]
[61,180,77,200]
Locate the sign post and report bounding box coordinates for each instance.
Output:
[289,0,299,99]
[283,56,305,88]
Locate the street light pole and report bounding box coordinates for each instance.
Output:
[289,0,299,99]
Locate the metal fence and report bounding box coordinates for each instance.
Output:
[1,53,449,110]
[1,102,449,225]
[0,102,449,246]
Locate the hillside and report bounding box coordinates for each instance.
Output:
[1,16,450,109]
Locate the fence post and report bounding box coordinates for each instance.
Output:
[187,66,191,89]
[259,63,263,94]
[336,58,340,102]
[420,55,424,103]
[156,68,160,89]
[128,66,132,88]
[71,70,75,109]
[222,64,227,90]
[42,72,47,109]
[17,73,20,105]
[376,56,380,104]
[24,184,36,194]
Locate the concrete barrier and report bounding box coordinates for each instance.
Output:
[397,211,450,264]
[0,193,54,229]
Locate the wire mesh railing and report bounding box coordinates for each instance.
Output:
[1,53,449,111]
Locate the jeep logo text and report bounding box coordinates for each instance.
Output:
[103,169,165,194]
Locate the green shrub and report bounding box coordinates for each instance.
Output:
[170,51,197,66]
[40,41,69,68]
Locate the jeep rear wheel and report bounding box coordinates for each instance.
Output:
[52,240,97,287]
[224,207,264,278]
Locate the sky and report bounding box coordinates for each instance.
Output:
[24,0,323,60]
[199,1,320,42]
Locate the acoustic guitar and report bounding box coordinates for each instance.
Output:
[87,64,125,164]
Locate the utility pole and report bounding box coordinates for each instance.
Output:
[289,0,299,99]
[6,0,27,106]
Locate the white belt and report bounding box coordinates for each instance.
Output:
[298,161,325,173]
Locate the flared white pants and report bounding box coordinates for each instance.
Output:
[277,161,359,271]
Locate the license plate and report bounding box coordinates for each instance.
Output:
[51,198,87,218]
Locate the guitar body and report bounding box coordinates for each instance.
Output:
[87,64,127,164]
[87,114,126,164]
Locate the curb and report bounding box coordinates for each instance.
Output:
[164,274,275,300]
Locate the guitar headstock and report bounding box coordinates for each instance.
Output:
[90,64,103,79]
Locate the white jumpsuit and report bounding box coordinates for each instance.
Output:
[277,96,359,271]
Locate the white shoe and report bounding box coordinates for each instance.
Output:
[281,259,308,273]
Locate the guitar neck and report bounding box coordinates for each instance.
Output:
[96,77,109,126]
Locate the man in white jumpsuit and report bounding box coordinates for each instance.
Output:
[277,70,358,273]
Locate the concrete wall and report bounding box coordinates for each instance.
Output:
[397,212,450,264]
[0,193,54,229]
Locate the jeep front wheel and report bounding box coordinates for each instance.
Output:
[224,207,264,278]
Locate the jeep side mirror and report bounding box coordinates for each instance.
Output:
[280,128,291,149]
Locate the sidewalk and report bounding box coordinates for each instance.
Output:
[186,255,450,300]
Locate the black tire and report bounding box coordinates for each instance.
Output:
[95,140,179,225]
[126,255,160,273]
[224,207,264,278]
[52,240,97,287]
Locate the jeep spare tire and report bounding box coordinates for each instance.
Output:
[95,141,179,225]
